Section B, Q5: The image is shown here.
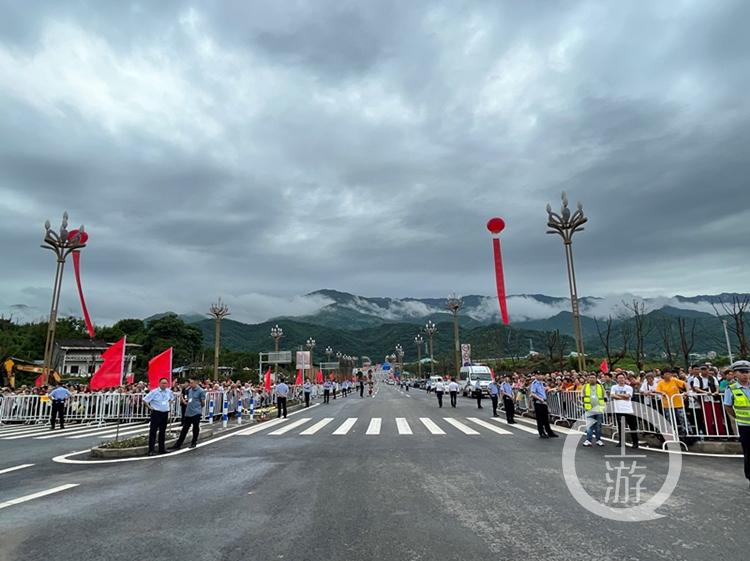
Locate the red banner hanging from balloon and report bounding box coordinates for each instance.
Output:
[487,217,510,326]
[68,230,95,338]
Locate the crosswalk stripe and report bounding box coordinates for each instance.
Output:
[491,417,539,434]
[332,418,357,435]
[0,425,51,436]
[443,418,479,435]
[395,418,413,435]
[466,417,512,435]
[0,484,79,510]
[420,418,446,435]
[2,424,111,440]
[366,418,381,435]
[234,417,288,436]
[0,424,89,437]
[36,423,147,440]
[300,418,334,435]
[66,422,181,440]
[515,417,579,435]
[269,418,311,435]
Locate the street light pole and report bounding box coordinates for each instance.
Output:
[306,337,316,383]
[395,344,404,377]
[414,334,424,379]
[208,299,230,381]
[270,324,284,378]
[447,293,463,377]
[722,319,734,364]
[41,213,87,385]
[546,192,588,372]
[425,321,437,376]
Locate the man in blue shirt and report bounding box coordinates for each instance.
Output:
[323,379,332,404]
[487,378,500,417]
[276,378,290,418]
[500,375,516,424]
[529,372,558,439]
[170,377,206,450]
[144,377,175,456]
[47,383,71,430]
[303,378,312,408]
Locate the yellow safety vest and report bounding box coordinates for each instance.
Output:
[731,386,750,426]
[582,383,605,412]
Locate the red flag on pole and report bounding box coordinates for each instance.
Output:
[125,373,134,384]
[34,374,43,387]
[315,370,324,384]
[264,368,272,392]
[295,369,303,386]
[600,359,609,374]
[90,337,126,390]
[148,348,173,390]
[487,218,510,325]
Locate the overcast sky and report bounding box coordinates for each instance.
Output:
[1,1,748,325]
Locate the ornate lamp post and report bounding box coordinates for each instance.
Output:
[41,213,87,385]
[208,299,230,381]
[425,321,437,376]
[414,334,424,379]
[271,325,284,353]
[325,346,333,362]
[447,293,463,377]
[395,344,404,377]
[306,337,316,381]
[546,191,588,372]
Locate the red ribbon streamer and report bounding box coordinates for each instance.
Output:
[72,251,96,338]
[492,237,510,325]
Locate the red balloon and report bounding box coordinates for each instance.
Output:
[68,229,89,244]
[486,217,506,234]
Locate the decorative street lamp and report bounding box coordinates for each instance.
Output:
[425,321,437,376]
[395,344,404,376]
[41,212,87,385]
[414,334,424,379]
[325,346,333,362]
[306,337,316,381]
[546,191,588,372]
[270,325,284,352]
[208,299,230,381]
[447,293,463,377]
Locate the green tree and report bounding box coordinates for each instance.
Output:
[142,314,202,367]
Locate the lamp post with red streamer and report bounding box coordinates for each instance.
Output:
[486,217,510,326]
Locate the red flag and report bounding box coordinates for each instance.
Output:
[490,368,495,381]
[487,218,510,325]
[125,373,134,384]
[600,359,609,374]
[34,374,43,387]
[264,368,272,392]
[148,348,172,390]
[315,370,324,384]
[90,337,126,390]
[295,369,303,385]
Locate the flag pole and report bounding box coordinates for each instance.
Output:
[115,336,127,441]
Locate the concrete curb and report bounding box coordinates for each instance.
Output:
[91,428,216,459]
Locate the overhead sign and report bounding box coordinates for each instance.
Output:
[461,344,472,366]
[296,351,311,370]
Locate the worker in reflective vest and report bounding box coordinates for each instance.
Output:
[582,373,606,447]
[724,361,750,483]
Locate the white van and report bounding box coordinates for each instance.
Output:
[426,375,443,393]
[460,365,493,396]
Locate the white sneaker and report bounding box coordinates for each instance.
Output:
[596,440,605,447]
[583,440,592,447]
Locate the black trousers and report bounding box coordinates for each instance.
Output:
[50,401,65,429]
[490,395,499,416]
[175,414,200,447]
[616,413,639,447]
[436,391,444,408]
[475,392,483,409]
[503,396,515,423]
[148,410,169,453]
[304,392,311,407]
[739,425,750,481]
[333,388,337,399]
[534,401,555,436]
[450,391,458,407]
[277,396,287,418]
[323,390,330,403]
[359,383,364,397]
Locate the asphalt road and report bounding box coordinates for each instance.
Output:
[1,381,747,561]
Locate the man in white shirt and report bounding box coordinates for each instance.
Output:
[639,372,658,407]
[435,380,445,408]
[143,377,175,456]
[448,378,460,408]
[610,373,639,448]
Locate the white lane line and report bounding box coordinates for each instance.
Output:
[366,418,382,435]
[36,423,148,440]
[2,424,108,440]
[0,463,34,475]
[443,418,479,435]
[515,417,578,434]
[301,418,334,435]
[332,418,357,435]
[0,425,53,436]
[66,422,180,440]
[466,417,512,435]
[0,484,79,510]
[491,417,539,434]
[420,418,446,435]
[395,418,413,435]
[269,418,312,435]
[235,417,288,436]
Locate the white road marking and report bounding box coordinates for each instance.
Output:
[332,418,357,435]
[466,417,512,435]
[268,418,312,435]
[0,425,53,436]
[0,484,79,510]
[443,418,479,435]
[515,417,578,434]
[0,463,34,475]
[395,418,413,435]
[65,422,180,440]
[420,418,445,435]
[2,424,109,440]
[300,418,334,435]
[366,418,382,435]
[491,417,539,434]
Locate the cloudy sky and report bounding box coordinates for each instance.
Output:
[1,1,748,324]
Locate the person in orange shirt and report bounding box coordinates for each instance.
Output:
[656,369,687,435]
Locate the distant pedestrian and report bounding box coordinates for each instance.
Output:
[323,380,332,403]
[47,382,71,430]
[303,378,312,408]
[332,380,338,400]
[448,378,459,408]
[529,372,557,439]
[487,378,499,417]
[170,377,206,450]
[359,376,365,398]
[435,379,445,408]
[276,378,289,418]
[724,361,750,484]
[500,376,515,423]
[474,380,483,409]
[144,377,175,456]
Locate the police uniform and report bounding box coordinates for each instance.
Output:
[500,380,515,423]
[487,380,499,417]
[276,382,289,418]
[48,385,71,430]
[724,361,750,482]
[435,380,445,408]
[303,381,312,408]
[323,380,332,403]
[530,379,557,438]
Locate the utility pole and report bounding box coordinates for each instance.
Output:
[208,299,230,381]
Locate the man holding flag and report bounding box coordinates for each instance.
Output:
[144,377,175,456]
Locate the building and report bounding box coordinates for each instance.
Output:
[52,339,137,378]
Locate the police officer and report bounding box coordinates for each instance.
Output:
[358,374,365,398]
[529,372,558,439]
[474,379,483,409]
[435,379,445,408]
[724,360,750,484]
[303,378,312,408]
[170,377,205,450]
[500,375,515,423]
[48,382,71,430]
[487,377,500,417]
[144,377,175,456]
[276,377,289,418]
[323,379,332,403]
